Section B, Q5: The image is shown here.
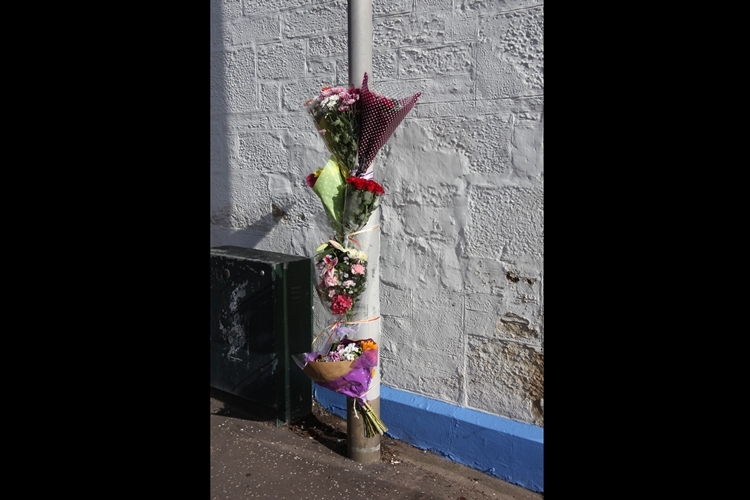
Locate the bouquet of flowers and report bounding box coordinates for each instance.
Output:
[297,336,388,438]
[305,85,360,175]
[314,239,368,319]
[343,176,385,235]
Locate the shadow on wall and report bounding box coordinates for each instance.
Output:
[210,1,232,248]
[214,203,294,250]
[210,0,282,250]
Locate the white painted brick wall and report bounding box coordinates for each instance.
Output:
[210,0,544,426]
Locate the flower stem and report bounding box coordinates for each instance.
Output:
[358,400,388,438]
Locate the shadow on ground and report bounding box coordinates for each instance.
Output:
[209,386,277,421]
[210,387,400,463]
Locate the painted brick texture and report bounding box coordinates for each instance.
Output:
[210,0,544,427]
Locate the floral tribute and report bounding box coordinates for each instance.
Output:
[299,337,388,438]
[296,72,421,438]
[314,239,368,318]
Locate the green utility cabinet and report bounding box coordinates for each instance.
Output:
[210,246,312,425]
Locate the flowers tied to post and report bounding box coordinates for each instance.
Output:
[304,73,420,237]
[314,240,368,318]
[305,162,385,236]
[298,336,388,438]
[343,176,384,235]
[305,85,360,176]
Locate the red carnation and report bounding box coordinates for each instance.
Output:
[331,294,353,315]
[368,180,385,195]
[306,173,318,188]
[346,176,384,196]
[346,177,365,190]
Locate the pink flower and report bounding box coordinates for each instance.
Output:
[342,280,355,288]
[321,255,338,274]
[351,264,365,275]
[325,274,339,287]
[321,86,345,98]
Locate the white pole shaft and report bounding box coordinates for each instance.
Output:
[347,0,380,464]
[348,0,372,88]
[347,0,377,394]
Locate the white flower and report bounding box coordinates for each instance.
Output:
[345,248,367,261]
[338,343,361,361]
[322,94,340,110]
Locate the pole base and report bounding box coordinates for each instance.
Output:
[347,396,381,463]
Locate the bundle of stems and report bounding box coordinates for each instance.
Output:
[359,400,388,438]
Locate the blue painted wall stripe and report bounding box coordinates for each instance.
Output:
[313,384,544,493]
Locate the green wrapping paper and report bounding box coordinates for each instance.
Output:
[312,157,346,232]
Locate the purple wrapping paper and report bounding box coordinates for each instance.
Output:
[306,346,378,402]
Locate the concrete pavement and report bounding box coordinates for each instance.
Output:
[210,388,543,499]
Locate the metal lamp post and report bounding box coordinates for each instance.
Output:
[346,0,381,464]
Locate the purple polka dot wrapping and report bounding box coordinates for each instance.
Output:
[352,72,421,177]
